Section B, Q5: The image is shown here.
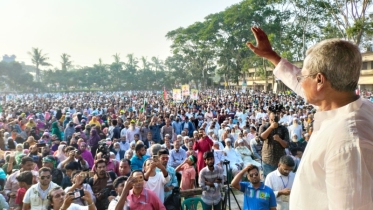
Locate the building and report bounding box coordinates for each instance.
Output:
[223,52,373,92]
[2,54,16,63]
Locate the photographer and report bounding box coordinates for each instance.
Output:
[259,109,290,179]
[58,147,89,171]
[89,159,117,210]
[47,186,96,210]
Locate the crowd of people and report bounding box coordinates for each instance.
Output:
[0,83,314,210]
[1,27,373,210]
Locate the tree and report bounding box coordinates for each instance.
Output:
[110,53,124,90]
[319,0,373,46]
[60,53,72,71]
[28,47,52,82]
[124,54,139,90]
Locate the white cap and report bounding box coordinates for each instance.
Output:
[238,139,244,144]
[225,138,231,142]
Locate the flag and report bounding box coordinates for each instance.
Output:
[163,86,167,100]
[140,98,147,113]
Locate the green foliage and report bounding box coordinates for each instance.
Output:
[5,0,372,92]
[28,47,52,82]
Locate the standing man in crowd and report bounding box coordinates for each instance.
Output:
[199,151,224,210]
[259,111,290,178]
[265,155,296,210]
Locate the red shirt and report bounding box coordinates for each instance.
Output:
[15,188,26,204]
[127,188,166,210]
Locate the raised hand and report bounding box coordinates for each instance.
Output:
[246,27,281,65]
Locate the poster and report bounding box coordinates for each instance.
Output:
[173,89,182,101]
[181,84,190,96]
[191,89,199,100]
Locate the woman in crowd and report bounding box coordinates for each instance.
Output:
[79,142,94,168]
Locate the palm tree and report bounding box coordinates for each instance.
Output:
[28,48,51,82]
[151,56,164,73]
[60,53,72,71]
[110,53,124,89]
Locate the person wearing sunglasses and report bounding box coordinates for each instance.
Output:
[231,164,277,210]
[22,167,59,210]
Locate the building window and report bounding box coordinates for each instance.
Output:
[362,62,368,70]
[370,61,373,70]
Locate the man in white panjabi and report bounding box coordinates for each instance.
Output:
[247,27,373,209]
[235,139,261,168]
[223,138,243,177]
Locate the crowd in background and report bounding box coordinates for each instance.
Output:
[0,88,366,209]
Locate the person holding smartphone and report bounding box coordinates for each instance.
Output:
[47,186,96,210]
[114,170,166,210]
[65,171,96,206]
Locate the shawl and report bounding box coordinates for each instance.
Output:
[80,143,94,168]
[15,144,24,164]
[88,129,101,147]
[51,122,62,140]
[54,144,67,162]
[89,117,101,129]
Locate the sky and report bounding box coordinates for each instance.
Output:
[0,0,242,68]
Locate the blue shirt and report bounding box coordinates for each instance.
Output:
[169,148,187,168]
[240,182,277,210]
[130,155,150,171]
[157,166,178,199]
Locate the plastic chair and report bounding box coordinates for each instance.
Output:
[182,197,205,210]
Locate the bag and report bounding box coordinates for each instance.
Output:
[164,187,182,210]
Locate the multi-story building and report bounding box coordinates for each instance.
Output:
[223,52,373,92]
[2,54,16,63]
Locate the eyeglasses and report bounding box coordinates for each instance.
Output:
[249,173,259,178]
[161,156,169,161]
[296,73,316,83]
[40,175,51,180]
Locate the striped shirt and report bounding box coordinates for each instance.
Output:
[199,165,224,205]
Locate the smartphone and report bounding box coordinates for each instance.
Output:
[69,189,85,199]
[135,175,144,184]
[152,155,159,162]
[37,143,46,148]
[110,190,117,196]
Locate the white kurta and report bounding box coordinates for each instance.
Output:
[274,58,373,210]
[265,169,295,210]
[235,146,261,167]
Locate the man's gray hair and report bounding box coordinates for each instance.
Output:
[151,144,162,157]
[305,39,361,92]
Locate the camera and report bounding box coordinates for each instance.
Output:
[69,189,85,199]
[268,104,284,123]
[223,160,230,165]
